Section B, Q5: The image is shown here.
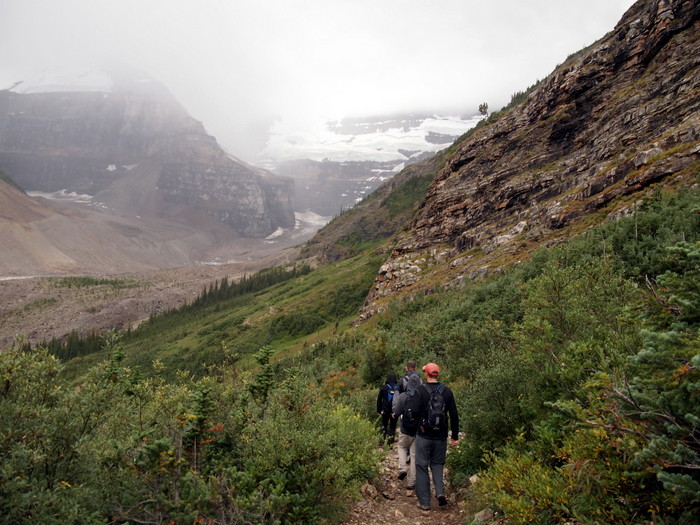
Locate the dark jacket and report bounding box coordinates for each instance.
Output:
[415,381,459,441]
[376,373,398,414]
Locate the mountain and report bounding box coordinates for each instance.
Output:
[308,0,699,320]
[0,62,295,238]
[299,149,450,263]
[0,175,247,277]
[259,113,481,216]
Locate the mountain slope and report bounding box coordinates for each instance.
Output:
[300,149,450,262]
[357,0,700,319]
[0,62,294,238]
[0,177,233,276]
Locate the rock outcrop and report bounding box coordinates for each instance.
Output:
[360,0,700,319]
[0,63,294,237]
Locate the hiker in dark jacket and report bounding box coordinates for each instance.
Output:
[376,373,398,446]
[414,362,459,512]
[392,372,423,489]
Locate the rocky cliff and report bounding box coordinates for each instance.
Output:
[0,63,294,237]
[360,0,700,319]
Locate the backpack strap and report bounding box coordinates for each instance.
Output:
[423,383,443,394]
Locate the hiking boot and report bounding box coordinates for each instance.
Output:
[437,494,448,506]
[397,471,407,480]
[417,504,430,512]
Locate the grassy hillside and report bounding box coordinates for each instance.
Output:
[54,251,384,382]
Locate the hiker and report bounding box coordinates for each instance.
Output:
[392,372,422,490]
[376,373,399,446]
[414,362,459,512]
[393,360,422,410]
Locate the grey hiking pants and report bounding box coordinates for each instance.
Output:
[397,431,416,487]
[414,434,447,508]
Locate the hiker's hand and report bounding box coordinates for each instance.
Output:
[449,438,458,447]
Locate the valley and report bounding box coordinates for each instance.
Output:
[0,251,295,349]
[0,189,318,348]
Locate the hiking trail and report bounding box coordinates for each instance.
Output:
[341,444,468,525]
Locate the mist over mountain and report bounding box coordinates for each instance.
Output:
[0,63,317,277]
[0,62,295,238]
[260,112,482,215]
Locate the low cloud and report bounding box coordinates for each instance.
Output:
[0,0,636,160]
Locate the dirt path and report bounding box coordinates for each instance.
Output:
[342,445,467,525]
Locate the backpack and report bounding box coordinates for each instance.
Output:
[401,389,422,430]
[422,383,446,431]
[385,383,398,410]
[399,370,422,394]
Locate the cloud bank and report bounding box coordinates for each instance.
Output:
[1,0,636,160]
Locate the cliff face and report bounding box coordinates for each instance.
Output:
[361,0,700,319]
[0,66,295,237]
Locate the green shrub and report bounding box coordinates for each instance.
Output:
[270,312,327,337]
[226,374,382,524]
[473,241,700,523]
[0,345,123,523]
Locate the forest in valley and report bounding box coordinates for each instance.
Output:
[2,185,699,524]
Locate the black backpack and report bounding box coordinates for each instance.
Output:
[401,389,422,430]
[422,383,446,431]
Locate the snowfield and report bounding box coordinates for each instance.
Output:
[259,113,482,165]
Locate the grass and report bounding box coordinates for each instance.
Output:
[48,276,139,289]
[23,297,59,311]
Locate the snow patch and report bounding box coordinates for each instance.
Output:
[259,114,481,165]
[295,209,332,227]
[6,67,114,94]
[265,227,285,240]
[195,258,241,266]
[28,189,93,203]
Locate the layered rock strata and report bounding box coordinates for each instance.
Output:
[0,65,294,237]
[361,0,700,319]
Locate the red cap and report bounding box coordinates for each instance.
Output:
[422,363,440,377]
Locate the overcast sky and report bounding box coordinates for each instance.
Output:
[1,0,636,160]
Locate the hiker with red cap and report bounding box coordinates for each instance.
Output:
[413,362,459,512]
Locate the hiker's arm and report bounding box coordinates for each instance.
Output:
[448,391,459,441]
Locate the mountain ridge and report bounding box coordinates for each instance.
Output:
[336,0,700,319]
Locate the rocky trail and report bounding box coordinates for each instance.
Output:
[342,445,469,525]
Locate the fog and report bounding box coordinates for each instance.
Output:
[1,0,636,161]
